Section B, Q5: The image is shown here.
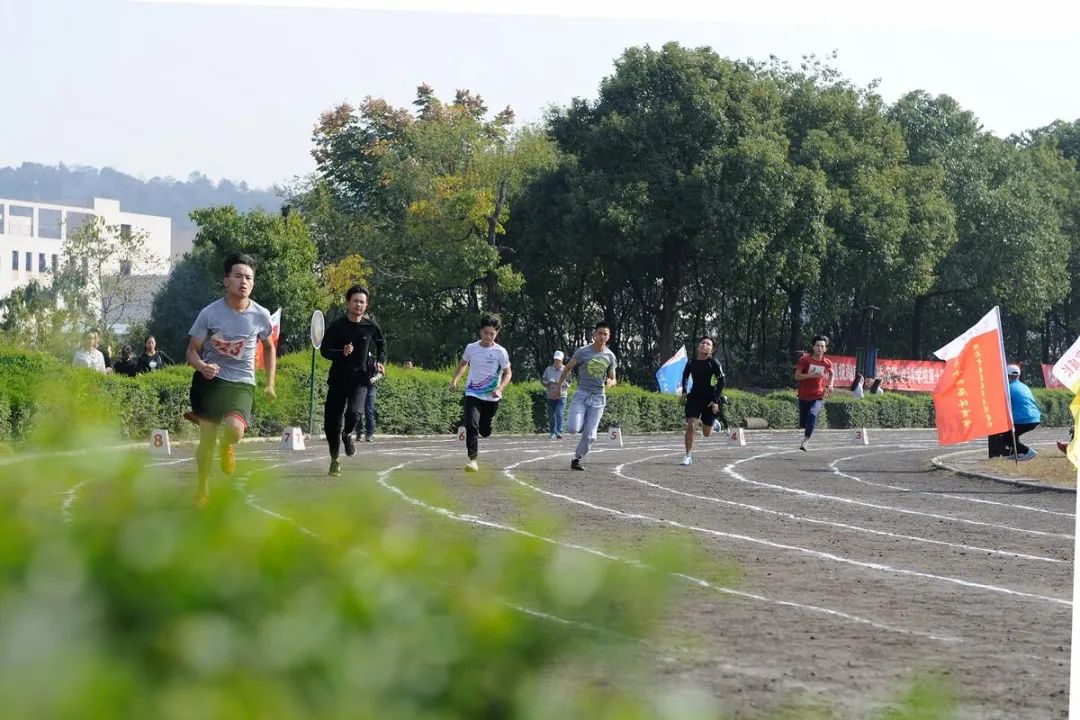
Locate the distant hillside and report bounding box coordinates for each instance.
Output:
[0,162,282,232]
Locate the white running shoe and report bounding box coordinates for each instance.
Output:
[712,419,722,433]
[465,460,479,472]
[681,454,692,466]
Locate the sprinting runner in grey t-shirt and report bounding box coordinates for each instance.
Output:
[559,322,617,470]
[188,298,274,384]
[185,252,277,507]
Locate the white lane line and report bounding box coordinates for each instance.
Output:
[61,480,91,523]
[228,450,600,634]
[373,452,960,642]
[148,457,194,467]
[500,454,1071,608]
[612,450,1067,564]
[830,451,1076,518]
[724,450,1074,540]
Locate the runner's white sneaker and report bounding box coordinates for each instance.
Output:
[465,460,479,472]
[681,454,692,466]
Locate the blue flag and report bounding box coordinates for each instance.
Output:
[655,346,688,394]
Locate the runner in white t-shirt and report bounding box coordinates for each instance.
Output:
[449,315,512,472]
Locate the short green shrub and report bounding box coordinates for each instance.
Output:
[0,348,1071,443]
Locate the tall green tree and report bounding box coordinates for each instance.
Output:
[763,60,955,359]
[539,42,792,372]
[0,280,70,354]
[1015,119,1080,362]
[293,86,556,365]
[891,92,1068,359]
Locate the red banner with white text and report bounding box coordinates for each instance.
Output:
[822,355,945,392]
[876,359,946,392]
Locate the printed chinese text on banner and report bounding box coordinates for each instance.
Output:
[1050,334,1080,469]
[655,346,688,394]
[876,358,946,392]
[254,308,281,371]
[931,307,1011,445]
[823,355,856,385]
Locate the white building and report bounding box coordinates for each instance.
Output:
[0,197,172,331]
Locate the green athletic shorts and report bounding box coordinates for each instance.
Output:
[189,372,255,428]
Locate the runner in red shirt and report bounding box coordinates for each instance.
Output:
[794,335,834,451]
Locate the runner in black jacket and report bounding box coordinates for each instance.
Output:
[320,285,386,476]
[679,336,726,466]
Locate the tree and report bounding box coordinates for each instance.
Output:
[1014,120,1080,363]
[0,280,71,354]
[539,43,792,374]
[762,60,957,360]
[891,93,1069,359]
[58,216,161,344]
[292,85,557,366]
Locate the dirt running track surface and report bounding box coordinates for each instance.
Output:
[134,428,1073,719]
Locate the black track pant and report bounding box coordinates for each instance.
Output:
[463,395,499,460]
[325,381,369,459]
[988,422,1039,458]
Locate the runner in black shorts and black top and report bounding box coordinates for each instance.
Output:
[679,336,725,466]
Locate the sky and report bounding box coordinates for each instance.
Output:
[3,0,1079,190]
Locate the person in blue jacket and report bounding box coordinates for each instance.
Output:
[989,364,1041,460]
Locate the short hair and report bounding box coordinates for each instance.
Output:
[697,335,714,346]
[811,335,829,347]
[479,314,501,331]
[345,285,369,302]
[224,252,256,277]
[144,334,156,344]
[594,321,611,332]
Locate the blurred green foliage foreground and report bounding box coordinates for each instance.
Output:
[0,431,958,718]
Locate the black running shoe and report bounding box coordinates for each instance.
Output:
[342,433,356,457]
[571,458,584,471]
[329,459,342,477]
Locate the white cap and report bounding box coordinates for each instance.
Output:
[1006,364,1021,376]
[553,350,564,360]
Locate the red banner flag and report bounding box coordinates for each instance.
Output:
[254,308,281,371]
[931,307,1012,445]
[1042,363,1067,389]
[876,358,946,392]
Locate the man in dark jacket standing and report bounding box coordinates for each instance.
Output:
[320,285,386,476]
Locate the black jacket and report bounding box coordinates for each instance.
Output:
[320,315,386,386]
[113,357,139,377]
[136,351,171,373]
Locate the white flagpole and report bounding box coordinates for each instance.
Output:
[1073,459,1080,720]
[992,306,1019,464]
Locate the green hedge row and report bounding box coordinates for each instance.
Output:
[0,348,1072,446]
